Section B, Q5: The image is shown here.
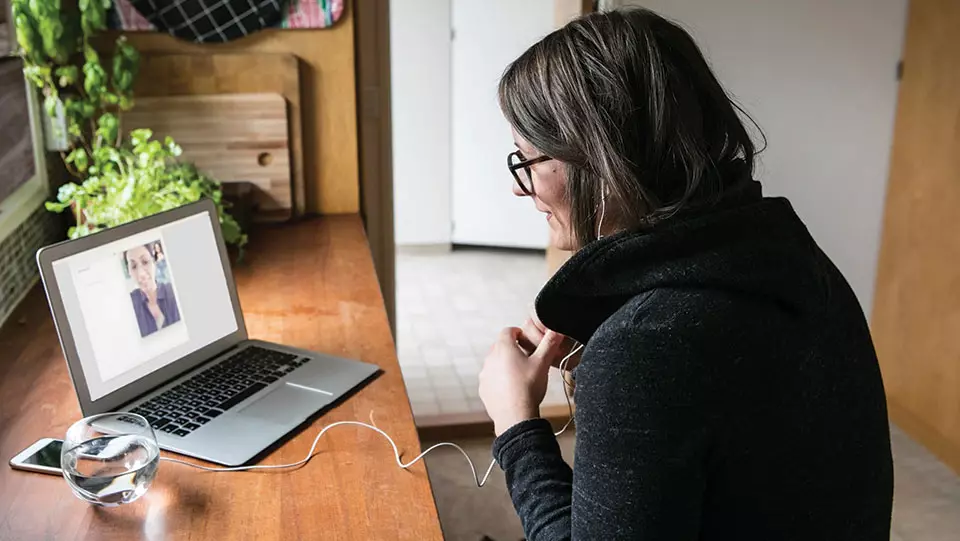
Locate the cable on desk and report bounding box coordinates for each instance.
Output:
[160,344,583,488]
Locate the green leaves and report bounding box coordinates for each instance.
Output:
[45,200,69,213]
[111,37,140,101]
[130,128,153,148]
[64,97,93,139]
[13,11,44,65]
[43,93,61,117]
[16,0,246,251]
[219,213,248,249]
[82,48,107,102]
[22,64,51,89]
[55,65,78,87]
[95,112,118,145]
[13,0,78,65]
[45,130,247,250]
[164,136,183,158]
[65,148,89,173]
[16,2,144,147]
[79,0,109,37]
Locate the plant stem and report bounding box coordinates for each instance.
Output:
[59,150,82,178]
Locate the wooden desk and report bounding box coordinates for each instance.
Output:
[0,215,443,540]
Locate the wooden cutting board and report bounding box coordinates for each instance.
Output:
[123,93,292,220]
[131,53,305,218]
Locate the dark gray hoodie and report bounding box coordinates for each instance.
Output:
[493,188,893,540]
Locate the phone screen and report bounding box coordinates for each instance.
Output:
[21,440,63,469]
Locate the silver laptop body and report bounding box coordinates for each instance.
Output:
[36,199,379,466]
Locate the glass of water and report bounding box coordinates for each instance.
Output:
[61,412,160,507]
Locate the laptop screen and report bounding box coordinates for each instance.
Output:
[51,211,239,401]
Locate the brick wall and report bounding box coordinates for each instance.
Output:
[0,205,62,325]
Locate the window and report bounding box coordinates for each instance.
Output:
[0,57,36,202]
[0,33,50,243]
[0,0,10,57]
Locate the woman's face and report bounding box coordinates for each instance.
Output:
[127,246,157,293]
[512,129,574,250]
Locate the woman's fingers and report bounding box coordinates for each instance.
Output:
[497,326,525,350]
[518,318,544,354]
[533,330,565,367]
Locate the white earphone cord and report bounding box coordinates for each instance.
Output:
[160,344,583,488]
[597,185,607,239]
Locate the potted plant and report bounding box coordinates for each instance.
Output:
[11,0,247,250]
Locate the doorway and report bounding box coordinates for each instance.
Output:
[449,0,554,249]
[390,0,564,426]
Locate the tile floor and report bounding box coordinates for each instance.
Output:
[889,425,960,540]
[395,246,569,420]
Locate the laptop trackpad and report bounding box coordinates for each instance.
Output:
[238,383,331,425]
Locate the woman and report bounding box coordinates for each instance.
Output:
[478,9,893,540]
[125,244,181,337]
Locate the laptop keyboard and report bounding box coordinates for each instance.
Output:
[128,346,311,438]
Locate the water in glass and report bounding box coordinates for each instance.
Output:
[62,413,159,506]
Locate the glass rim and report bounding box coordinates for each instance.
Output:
[70,411,150,426]
[64,412,155,444]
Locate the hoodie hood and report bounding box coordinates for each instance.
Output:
[535,190,831,344]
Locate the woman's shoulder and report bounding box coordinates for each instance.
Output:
[575,290,722,405]
[157,281,176,295]
[584,287,758,370]
[597,287,742,333]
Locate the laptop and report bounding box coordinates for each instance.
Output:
[36,199,379,466]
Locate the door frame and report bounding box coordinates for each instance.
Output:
[355,0,396,331]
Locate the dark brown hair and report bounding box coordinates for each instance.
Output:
[123,243,158,268]
[498,8,761,248]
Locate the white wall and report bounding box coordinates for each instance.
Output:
[390,0,453,246]
[618,0,907,315]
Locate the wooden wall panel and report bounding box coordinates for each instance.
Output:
[125,93,293,219]
[872,0,960,473]
[107,1,359,215]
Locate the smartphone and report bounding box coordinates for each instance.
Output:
[8,438,63,475]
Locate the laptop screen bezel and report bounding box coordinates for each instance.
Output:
[35,198,248,416]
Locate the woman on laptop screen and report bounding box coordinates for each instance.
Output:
[123,241,181,338]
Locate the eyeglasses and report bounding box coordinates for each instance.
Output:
[507,150,552,195]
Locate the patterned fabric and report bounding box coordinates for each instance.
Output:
[128,0,286,43]
[282,0,344,29]
[110,0,344,37]
[113,0,155,31]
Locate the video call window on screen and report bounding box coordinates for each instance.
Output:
[67,234,191,387]
[53,213,239,401]
[121,240,183,338]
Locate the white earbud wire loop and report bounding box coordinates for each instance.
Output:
[159,344,584,488]
[597,185,607,240]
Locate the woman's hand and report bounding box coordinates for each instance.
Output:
[518,308,582,370]
[480,327,565,436]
